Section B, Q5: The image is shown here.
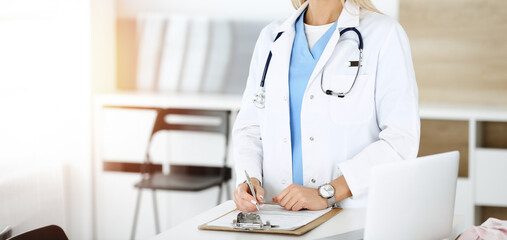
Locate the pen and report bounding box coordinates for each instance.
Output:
[244,170,260,211]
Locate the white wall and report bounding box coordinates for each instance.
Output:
[0,0,92,239]
[0,161,66,236]
[117,0,399,20]
[117,0,293,20]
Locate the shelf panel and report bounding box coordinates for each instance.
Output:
[480,206,507,223]
[419,119,469,177]
[475,148,507,206]
[480,121,507,149]
[454,178,473,227]
[116,18,137,90]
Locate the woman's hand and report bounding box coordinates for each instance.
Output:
[233,178,264,212]
[273,184,328,211]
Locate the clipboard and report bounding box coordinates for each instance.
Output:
[198,207,342,236]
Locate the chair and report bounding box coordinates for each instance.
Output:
[0,226,12,240]
[130,108,232,240]
[8,225,68,240]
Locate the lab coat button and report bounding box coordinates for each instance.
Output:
[283,96,288,101]
[311,178,316,183]
[283,138,288,143]
[309,95,314,99]
[309,136,314,141]
[281,179,287,185]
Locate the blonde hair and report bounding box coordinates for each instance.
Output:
[291,0,382,14]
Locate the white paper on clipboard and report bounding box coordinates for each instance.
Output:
[206,204,332,230]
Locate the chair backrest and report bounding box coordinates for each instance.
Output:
[144,108,231,167]
[149,108,230,137]
[8,225,68,240]
[169,165,231,180]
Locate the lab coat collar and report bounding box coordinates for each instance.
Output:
[276,1,309,34]
[337,0,360,28]
[275,0,359,35]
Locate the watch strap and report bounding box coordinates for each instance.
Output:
[327,195,336,208]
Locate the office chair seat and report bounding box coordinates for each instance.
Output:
[135,172,225,191]
[134,165,232,191]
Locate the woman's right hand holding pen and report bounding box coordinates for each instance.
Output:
[233,177,264,212]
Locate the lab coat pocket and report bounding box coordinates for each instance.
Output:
[328,74,374,124]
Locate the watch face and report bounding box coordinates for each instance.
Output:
[319,184,335,198]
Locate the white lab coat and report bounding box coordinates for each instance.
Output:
[233,1,420,208]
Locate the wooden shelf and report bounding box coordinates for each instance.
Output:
[480,121,507,149]
[418,103,507,226]
[480,206,507,223]
[419,119,469,178]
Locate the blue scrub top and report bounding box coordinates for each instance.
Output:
[289,12,337,185]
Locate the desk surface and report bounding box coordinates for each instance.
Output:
[151,200,464,240]
[94,91,243,111]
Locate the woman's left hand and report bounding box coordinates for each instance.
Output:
[272,184,328,211]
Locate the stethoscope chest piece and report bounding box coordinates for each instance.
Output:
[253,87,266,109]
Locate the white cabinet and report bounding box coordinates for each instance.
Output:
[419,103,507,227]
[454,178,473,228]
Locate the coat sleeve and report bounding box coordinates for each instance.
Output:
[232,27,271,187]
[337,22,421,199]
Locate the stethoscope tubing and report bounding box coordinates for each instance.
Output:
[253,27,363,108]
[340,27,363,50]
[322,27,363,98]
[260,32,284,88]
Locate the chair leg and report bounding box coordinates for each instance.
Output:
[131,188,143,240]
[217,183,223,205]
[152,190,161,234]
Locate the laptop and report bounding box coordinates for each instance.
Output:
[320,151,459,240]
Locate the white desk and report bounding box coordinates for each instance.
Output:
[94,92,507,119]
[94,91,243,111]
[151,200,464,240]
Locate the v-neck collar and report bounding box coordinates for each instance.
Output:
[294,10,337,61]
[294,11,314,60]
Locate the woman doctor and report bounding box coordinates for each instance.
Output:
[233,0,420,212]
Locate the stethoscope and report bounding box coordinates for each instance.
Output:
[253,27,363,109]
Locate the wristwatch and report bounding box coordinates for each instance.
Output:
[318,183,336,208]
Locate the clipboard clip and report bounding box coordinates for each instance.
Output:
[232,212,279,231]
